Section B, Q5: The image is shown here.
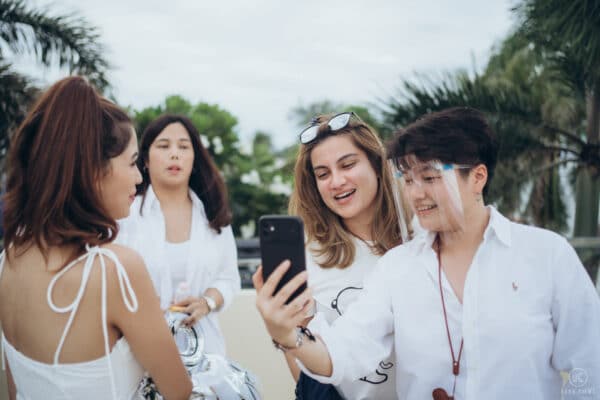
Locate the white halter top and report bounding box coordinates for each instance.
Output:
[1,246,144,400]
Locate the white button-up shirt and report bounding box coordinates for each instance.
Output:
[117,185,241,355]
[300,207,600,399]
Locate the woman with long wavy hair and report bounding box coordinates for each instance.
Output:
[285,112,405,400]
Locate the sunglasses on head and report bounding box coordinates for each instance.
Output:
[298,111,361,144]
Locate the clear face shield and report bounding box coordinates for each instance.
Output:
[388,155,473,239]
[387,159,413,243]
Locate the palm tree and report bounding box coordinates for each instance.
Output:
[517,0,600,279]
[0,0,110,165]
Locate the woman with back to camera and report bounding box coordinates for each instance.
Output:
[284,112,407,399]
[118,114,240,356]
[254,107,600,399]
[0,77,192,400]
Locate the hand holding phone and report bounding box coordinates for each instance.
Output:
[259,215,307,304]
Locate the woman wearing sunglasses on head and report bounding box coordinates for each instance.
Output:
[118,114,240,357]
[273,112,406,399]
[0,77,192,400]
[254,107,600,399]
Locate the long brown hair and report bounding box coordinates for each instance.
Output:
[3,76,133,258]
[137,114,232,233]
[289,114,402,269]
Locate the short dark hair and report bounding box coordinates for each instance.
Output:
[4,76,133,255]
[137,114,232,233]
[387,107,499,195]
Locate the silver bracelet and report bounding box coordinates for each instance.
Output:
[272,326,315,352]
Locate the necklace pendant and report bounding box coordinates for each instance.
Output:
[432,388,452,400]
[453,361,459,375]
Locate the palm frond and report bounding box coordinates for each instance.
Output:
[0,61,38,159]
[515,0,600,88]
[0,0,109,89]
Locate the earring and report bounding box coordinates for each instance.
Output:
[475,192,483,202]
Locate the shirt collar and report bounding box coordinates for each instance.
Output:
[141,185,206,218]
[409,230,437,256]
[483,205,511,247]
[408,205,511,255]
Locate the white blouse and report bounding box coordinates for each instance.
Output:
[300,207,600,400]
[165,240,191,293]
[117,186,241,356]
[305,238,397,400]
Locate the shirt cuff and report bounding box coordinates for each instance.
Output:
[209,279,241,311]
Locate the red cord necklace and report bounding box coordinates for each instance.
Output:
[432,235,464,400]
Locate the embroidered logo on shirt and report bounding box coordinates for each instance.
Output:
[359,361,394,384]
[512,281,518,291]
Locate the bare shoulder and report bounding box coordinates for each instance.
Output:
[98,243,149,282]
[98,243,157,314]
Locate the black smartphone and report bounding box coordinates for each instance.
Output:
[259,215,306,304]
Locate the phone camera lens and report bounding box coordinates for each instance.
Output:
[262,223,276,235]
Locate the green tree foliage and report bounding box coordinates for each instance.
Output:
[132,96,289,236]
[231,131,291,237]
[0,0,110,167]
[0,63,38,165]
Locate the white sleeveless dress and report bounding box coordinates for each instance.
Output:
[1,246,145,400]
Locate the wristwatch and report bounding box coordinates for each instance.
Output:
[203,295,217,312]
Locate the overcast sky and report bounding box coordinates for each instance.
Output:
[17,0,515,148]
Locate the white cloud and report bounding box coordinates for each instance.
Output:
[18,0,514,148]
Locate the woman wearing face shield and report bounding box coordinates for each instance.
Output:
[253,107,600,400]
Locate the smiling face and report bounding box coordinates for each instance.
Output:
[400,161,481,232]
[147,122,195,189]
[310,135,379,228]
[98,128,142,220]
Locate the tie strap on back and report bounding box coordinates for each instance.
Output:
[46,245,139,400]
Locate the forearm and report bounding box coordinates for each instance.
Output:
[253,264,333,378]
[209,274,241,311]
[285,335,333,378]
[284,352,301,382]
[209,226,241,310]
[203,288,224,310]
